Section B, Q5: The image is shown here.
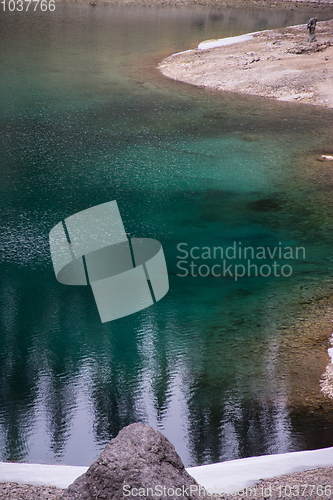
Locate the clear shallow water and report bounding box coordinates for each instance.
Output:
[1,3,333,466]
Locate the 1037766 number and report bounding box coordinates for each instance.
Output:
[1,0,55,10]
[277,484,332,497]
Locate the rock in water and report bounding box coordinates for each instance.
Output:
[59,423,205,500]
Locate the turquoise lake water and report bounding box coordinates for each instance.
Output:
[1,3,333,466]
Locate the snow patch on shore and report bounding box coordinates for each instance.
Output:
[167,49,194,58]
[189,447,333,494]
[0,462,88,489]
[320,332,333,399]
[165,32,261,59]
[328,332,333,362]
[198,32,259,50]
[1,447,333,492]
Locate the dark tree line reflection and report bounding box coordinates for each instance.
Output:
[1,264,333,466]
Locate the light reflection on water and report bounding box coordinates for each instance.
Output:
[1,3,333,466]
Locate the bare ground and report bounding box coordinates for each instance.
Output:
[221,467,333,499]
[159,19,333,107]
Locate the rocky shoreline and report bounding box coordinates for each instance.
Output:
[1,466,333,499]
[159,19,333,107]
[0,482,64,499]
[1,424,332,499]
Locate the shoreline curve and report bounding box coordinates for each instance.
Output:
[159,19,333,108]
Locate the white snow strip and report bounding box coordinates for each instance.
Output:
[187,447,333,494]
[196,21,317,51]
[0,462,88,489]
[328,333,333,362]
[328,347,333,363]
[167,24,308,57]
[168,49,194,58]
[1,448,333,491]
[198,32,260,50]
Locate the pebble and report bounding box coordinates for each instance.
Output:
[0,482,64,499]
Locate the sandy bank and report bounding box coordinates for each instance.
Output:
[159,19,333,107]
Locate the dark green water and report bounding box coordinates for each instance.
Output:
[1,2,333,466]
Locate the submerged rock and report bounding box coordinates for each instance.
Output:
[59,423,204,500]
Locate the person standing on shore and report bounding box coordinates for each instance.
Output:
[307,17,317,42]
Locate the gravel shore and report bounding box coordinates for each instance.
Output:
[0,482,64,499]
[1,466,332,499]
[222,467,333,499]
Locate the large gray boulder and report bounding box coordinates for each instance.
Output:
[59,423,206,500]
